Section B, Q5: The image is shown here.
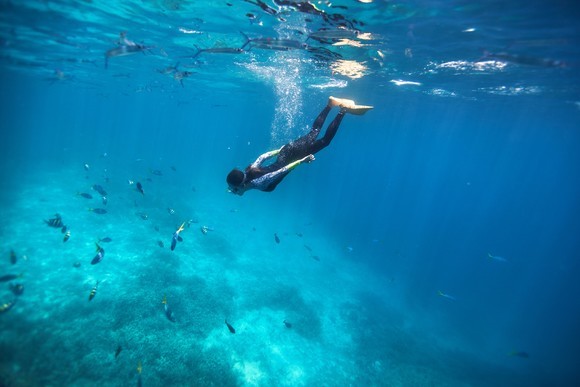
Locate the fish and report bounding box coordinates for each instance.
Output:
[307,28,359,43]
[91,243,105,265]
[89,208,108,214]
[186,45,244,59]
[102,196,108,206]
[92,184,108,196]
[437,290,456,301]
[0,274,22,282]
[115,345,122,359]
[283,319,292,328]
[136,182,144,195]
[162,295,176,322]
[200,226,214,235]
[488,253,508,263]
[99,237,113,243]
[274,233,280,244]
[9,283,24,296]
[89,280,100,301]
[173,70,193,87]
[78,192,93,199]
[241,32,307,51]
[45,214,65,229]
[225,319,236,334]
[0,298,16,314]
[510,351,530,358]
[63,230,71,242]
[73,262,81,268]
[311,255,320,261]
[136,212,148,220]
[10,249,17,264]
[171,222,185,251]
[482,51,566,68]
[105,43,150,69]
[150,169,163,176]
[157,240,164,248]
[136,361,142,387]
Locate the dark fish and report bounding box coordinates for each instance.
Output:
[63,230,71,242]
[92,184,108,196]
[483,51,566,68]
[136,212,148,220]
[304,245,312,252]
[105,43,150,69]
[61,225,68,234]
[102,196,108,205]
[274,233,280,244]
[225,319,236,334]
[88,280,100,301]
[162,295,176,322]
[186,45,244,59]
[73,262,81,268]
[307,28,359,43]
[9,283,24,296]
[137,361,143,387]
[78,192,93,199]
[136,182,144,195]
[311,255,320,261]
[0,298,16,314]
[510,351,530,358]
[99,237,113,243]
[0,274,21,282]
[91,244,105,265]
[171,222,185,251]
[157,240,164,248]
[10,249,16,264]
[150,169,163,176]
[283,320,292,328]
[241,32,307,51]
[45,214,64,228]
[89,208,108,214]
[173,70,193,87]
[115,345,122,359]
[8,283,24,296]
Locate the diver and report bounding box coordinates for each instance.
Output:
[226,96,372,195]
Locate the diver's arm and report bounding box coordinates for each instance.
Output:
[265,154,314,177]
[248,155,314,192]
[251,147,282,168]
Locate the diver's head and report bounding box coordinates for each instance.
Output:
[227,168,245,195]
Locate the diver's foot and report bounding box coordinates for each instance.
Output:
[328,96,355,108]
[343,104,374,115]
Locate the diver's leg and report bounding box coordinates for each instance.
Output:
[311,109,346,153]
[308,104,332,140]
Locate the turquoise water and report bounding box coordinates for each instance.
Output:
[1,1,580,386]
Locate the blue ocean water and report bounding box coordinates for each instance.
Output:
[1,0,579,386]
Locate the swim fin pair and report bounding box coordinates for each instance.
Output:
[329,96,373,115]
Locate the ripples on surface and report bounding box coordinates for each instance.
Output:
[0,0,577,101]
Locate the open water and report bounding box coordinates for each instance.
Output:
[1,1,579,386]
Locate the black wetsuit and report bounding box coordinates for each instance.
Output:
[244,105,345,192]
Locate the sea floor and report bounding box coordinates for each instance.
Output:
[0,161,531,386]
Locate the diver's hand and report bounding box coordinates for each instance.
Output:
[303,154,315,163]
